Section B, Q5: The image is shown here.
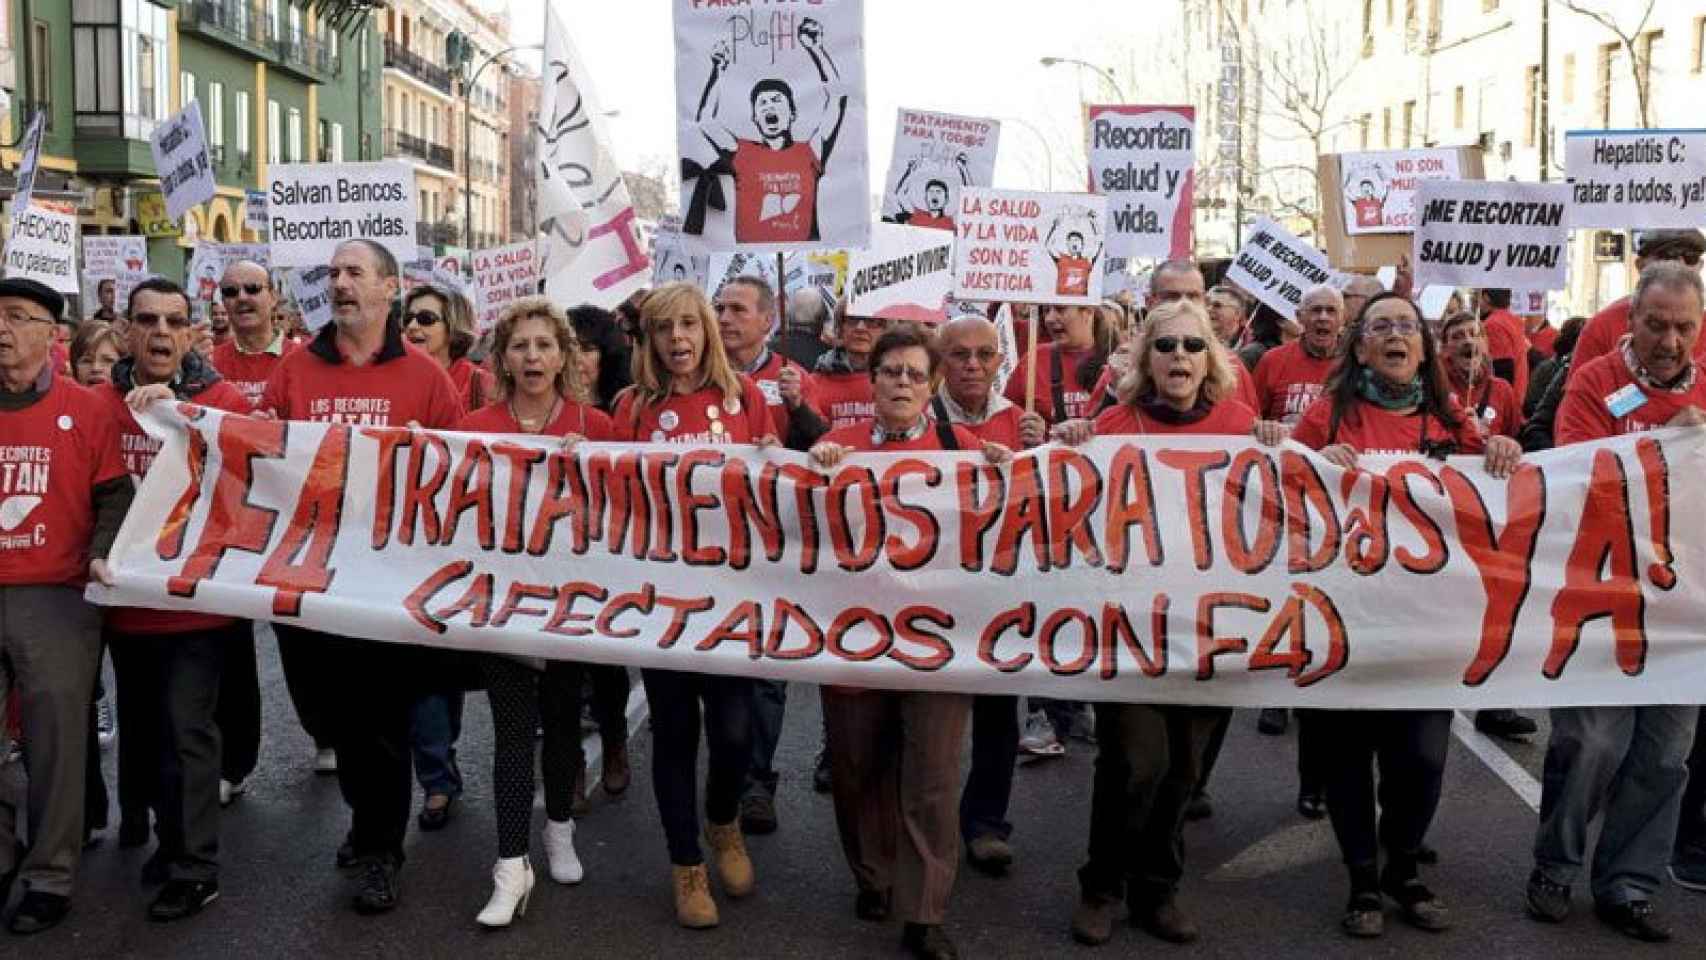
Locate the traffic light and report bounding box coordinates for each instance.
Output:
[446,30,471,70]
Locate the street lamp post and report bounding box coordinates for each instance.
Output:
[449,36,542,267]
[1039,56,1128,102]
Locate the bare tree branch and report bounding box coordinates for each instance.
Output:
[1559,0,1658,128]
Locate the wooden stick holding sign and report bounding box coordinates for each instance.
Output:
[1024,305,1038,414]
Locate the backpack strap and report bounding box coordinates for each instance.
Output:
[1049,345,1067,425]
[931,395,960,450]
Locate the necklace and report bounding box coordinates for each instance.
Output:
[509,394,563,434]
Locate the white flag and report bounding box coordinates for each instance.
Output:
[535,5,647,309]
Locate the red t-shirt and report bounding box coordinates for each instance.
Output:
[1568,296,1706,383]
[1086,364,1258,418]
[101,379,250,633]
[822,420,982,454]
[611,377,772,444]
[1527,322,1558,361]
[1450,375,1525,440]
[731,139,820,243]
[0,374,128,587]
[1094,399,1257,437]
[934,401,1025,448]
[1483,308,1531,400]
[260,338,464,430]
[448,357,497,413]
[1055,256,1092,296]
[745,350,819,437]
[1555,352,1706,443]
[905,210,954,232]
[1004,343,1095,423]
[816,370,877,430]
[1251,341,1336,424]
[1352,196,1384,228]
[1291,395,1486,455]
[458,397,614,442]
[209,338,294,412]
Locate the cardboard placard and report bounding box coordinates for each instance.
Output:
[1318,146,1484,270]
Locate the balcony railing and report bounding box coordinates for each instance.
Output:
[417,220,461,247]
[386,129,455,173]
[180,1,339,82]
[384,38,453,95]
[275,29,340,81]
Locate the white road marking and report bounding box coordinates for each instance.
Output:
[1451,711,1542,812]
[537,684,649,810]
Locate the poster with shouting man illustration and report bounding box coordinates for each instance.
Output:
[881,108,1000,232]
[674,0,870,251]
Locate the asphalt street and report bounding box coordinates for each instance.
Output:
[11,625,1706,958]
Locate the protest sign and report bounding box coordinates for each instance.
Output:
[535,5,648,309]
[113,268,152,319]
[3,205,78,294]
[705,251,779,296]
[245,188,268,234]
[185,243,271,302]
[1510,287,1551,316]
[651,223,710,288]
[7,112,43,237]
[791,249,848,298]
[265,161,416,268]
[95,407,1706,709]
[1087,104,1194,259]
[1564,129,1706,228]
[150,100,218,222]
[846,223,955,323]
[952,188,1108,306]
[1223,217,1337,319]
[285,265,334,333]
[881,108,999,233]
[673,0,869,251]
[80,236,149,317]
[1339,148,1461,234]
[992,302,1018,395]
[1413,180,1569,290]
[471,241,540,332]
[137,192,180,239]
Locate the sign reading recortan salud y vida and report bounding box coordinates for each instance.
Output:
[952,188,1108,306]
[1223,216,1337,320]
[149,99,218,222]
[3,205,79,295]
[265,161,417,268]
[846,223,955,324]
[880,108,1000,232]
[1086,104,1195,258]
[1564,129,1706,228]
[1339,148,1461,234]
[1413,180,1569,290]
[471,241,541,333]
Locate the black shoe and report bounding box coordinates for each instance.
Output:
[352,857,402,915]
[1070,892,1120,946]
[335,833,358,870]
[1257,708,1289,735]
[148,880,219,922]
[812,750,833,794]
[1296,791,1327,820]
[1341,892,1384,938]
[1415,843,1439,865]
[740,789,778,835]
[0,848,20,911]
[118,818,151,849]
[1525,869,1570,922]
[1130,891,1199,944]
[854,888,891,922]
[1381,877,1449,931]
[902,921,959,959]
[7,891,70,935]
[1595,899,1671,942]
[1474,709,1539,741]
[416,794,456,832]
[140,851,171,886]
[965,835,1014,876]
[1184,789,1213,821]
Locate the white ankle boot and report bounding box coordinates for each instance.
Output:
[476,856,535,928]
[542,818,584,884]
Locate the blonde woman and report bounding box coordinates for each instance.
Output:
[461,299,615,928]
[611,282,775,929]
[71,322,123,388]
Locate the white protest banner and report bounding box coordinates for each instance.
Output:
[992,302,1018,395]
[535,5,648,309]
[284,266,334,333]
[881,108,999,233]
[673,0,869,251]
[846,223,954,323]
[1564,129,1706,228]
[1223,216,1337,319]
[150,100,218,222]
[8,112,44,236]
[94,407,1706,709]
[265,161,416,268]
[186,243,271,302]
[1414,180,1569,290]
[1339,148,1461,233]
[245,188,268,233]
[1510,287,1552,316]
[952,188,1109,306]
[80,236,149,317]
[789,249,848,298]
[651,223,710,288]
[471,241,540,333]
[3,205,78,295]
[705,251,778,296]
[114,268,152,318]
[1087,104,1195,259]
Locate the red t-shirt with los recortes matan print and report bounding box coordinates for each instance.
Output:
[1251,340,1336,424]
[258,326,464,430]
[611,377,773,445]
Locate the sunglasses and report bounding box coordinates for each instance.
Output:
[220,283,265,298]
[1152,336,1208,354]
[405,311,444,327]
[843,316,885,329]
[131,312,193,330]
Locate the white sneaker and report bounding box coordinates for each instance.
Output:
[475,856,535,928]
[314,748,337,774]
[219,778,247,807]
[96,698,116,749]
[1018,710,1065,758]
[542,818,584,884]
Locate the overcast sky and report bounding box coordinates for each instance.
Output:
[507,1,1189,191]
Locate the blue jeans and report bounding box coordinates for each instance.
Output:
[747,679,787,794]
[1533,705,1696,904]
[411,691,465,799]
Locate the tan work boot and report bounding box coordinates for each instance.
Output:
[672,864,719,929]
[704,820,755,897]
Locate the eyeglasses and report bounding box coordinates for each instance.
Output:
[875,364,930,385]
[405,311,444,327]
[945,348,1001,364]
[0,309,50,329]
[1362,318,1423,338]
[1152,335,1208,355]
[220,283,265,299]
[131,312,193,330]
[843,316,885,329]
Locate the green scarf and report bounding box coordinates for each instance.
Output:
[1357,368,1423,410]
